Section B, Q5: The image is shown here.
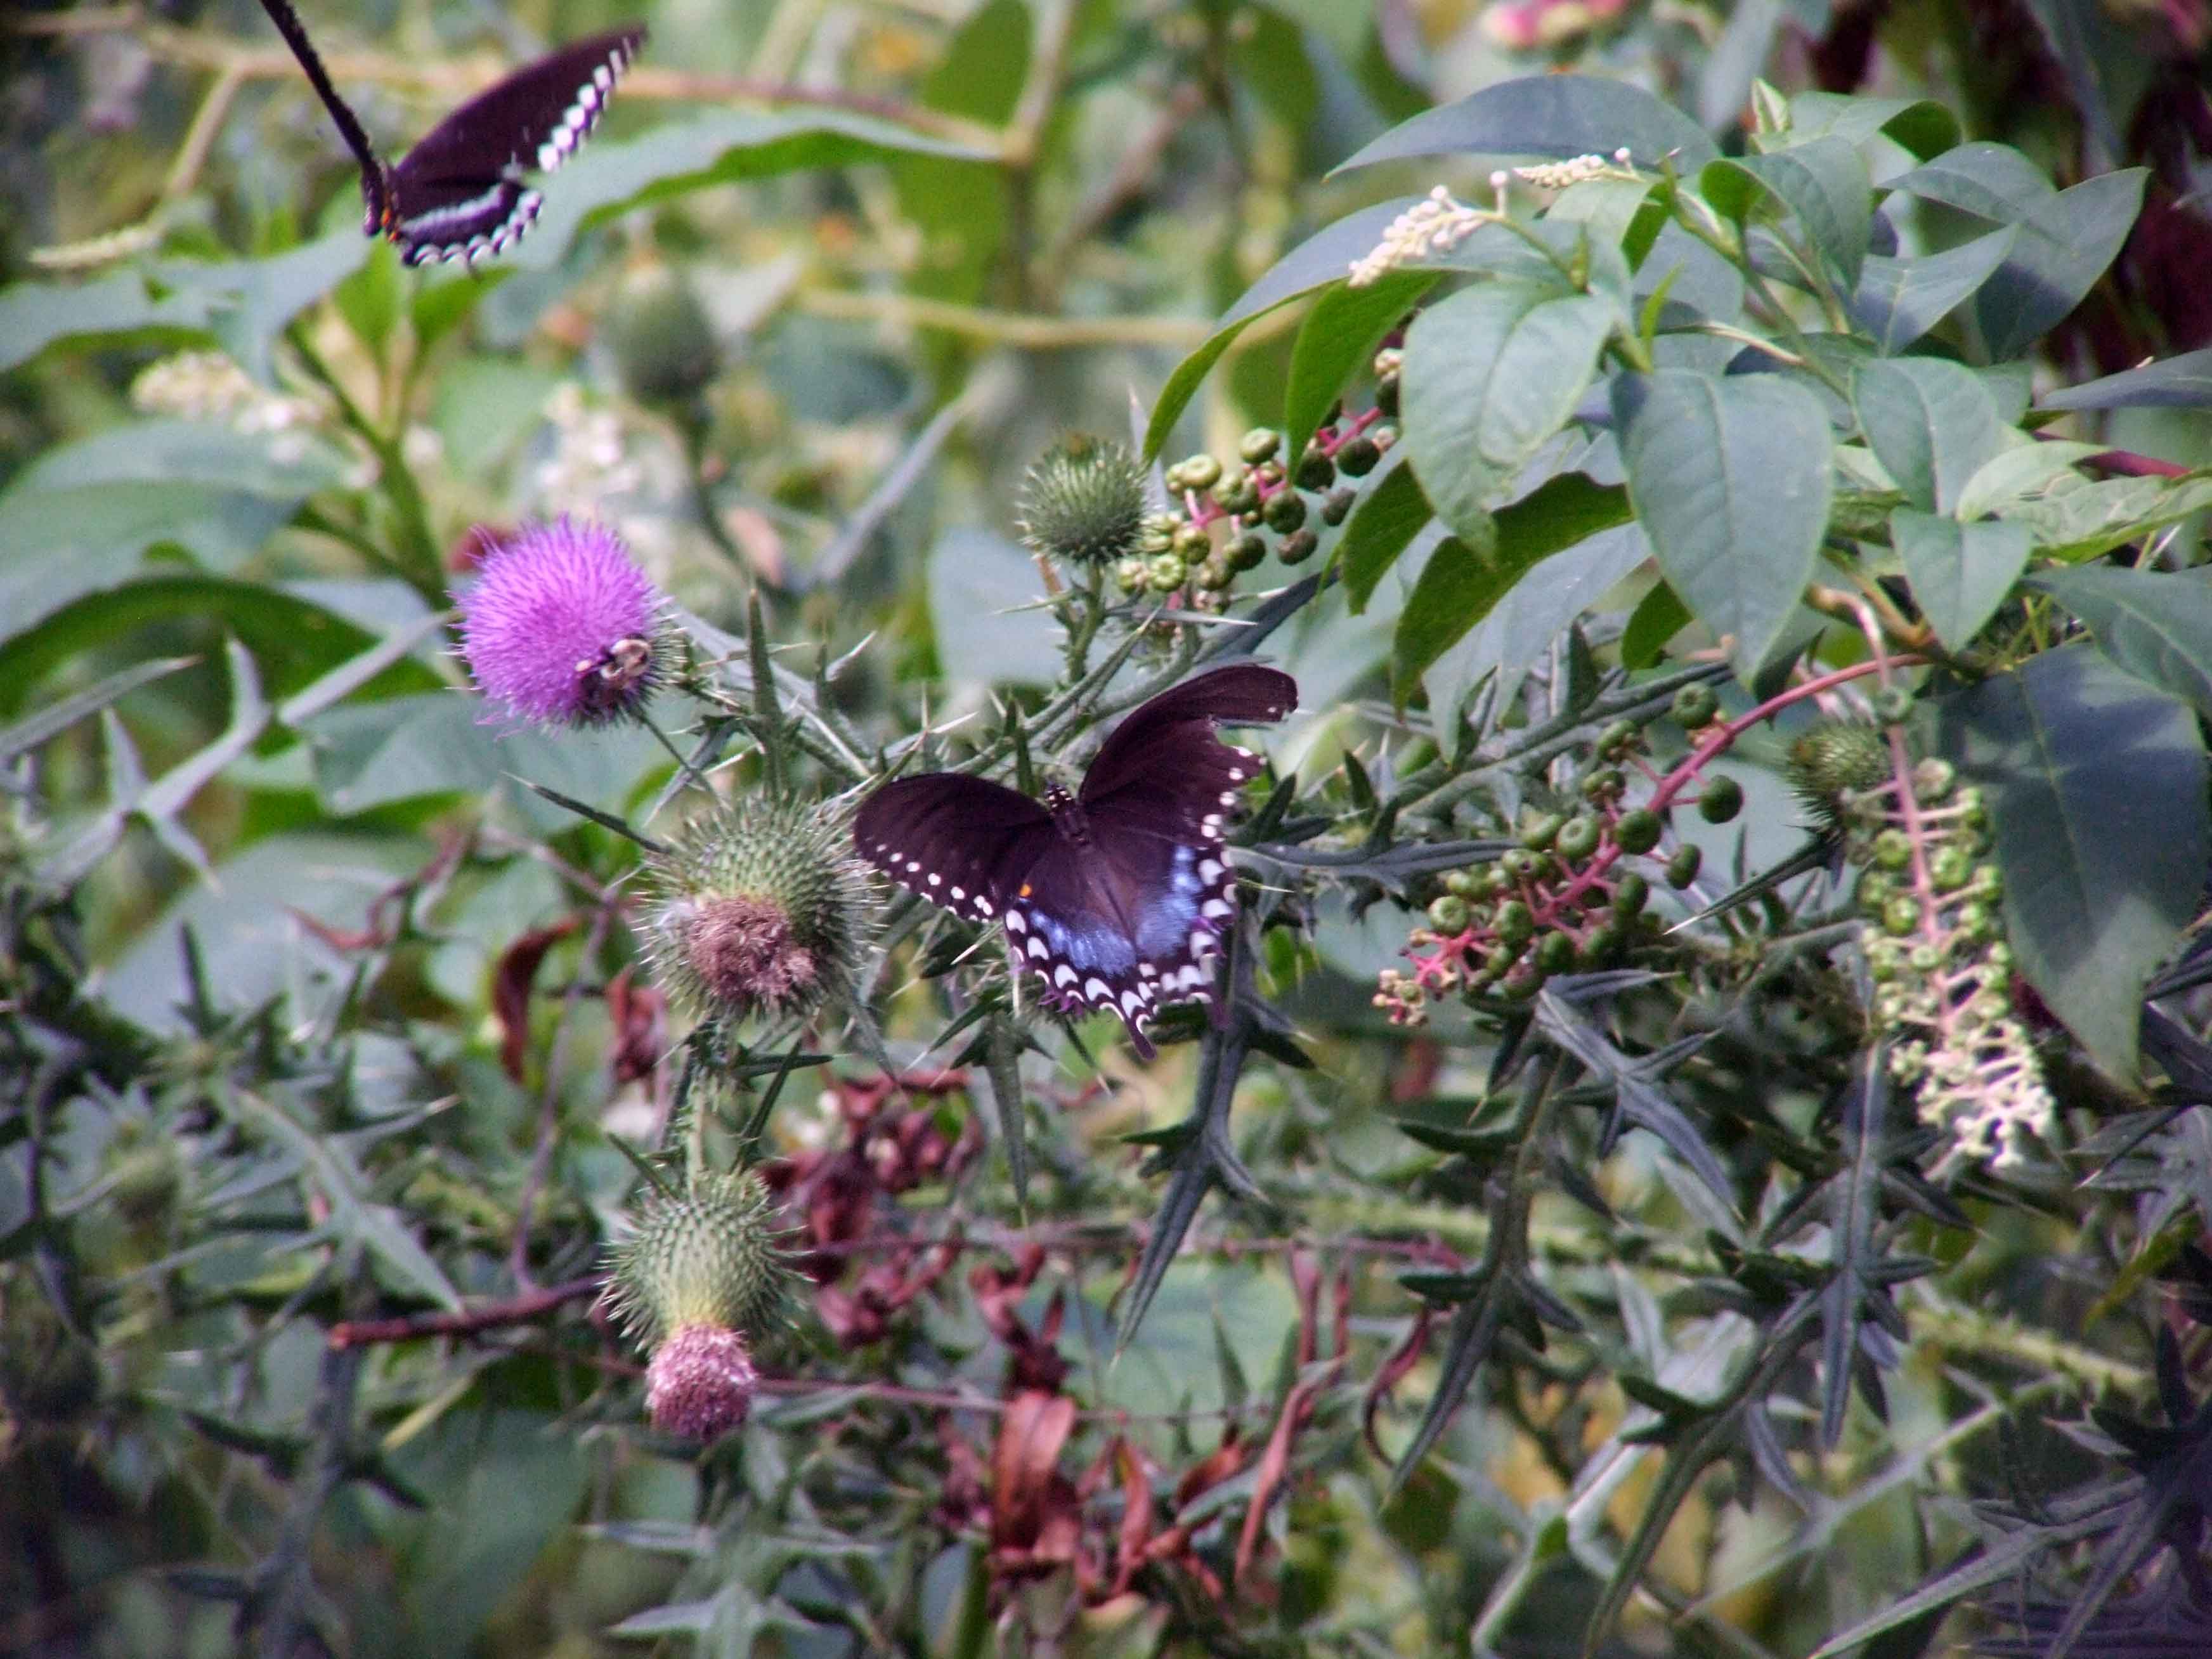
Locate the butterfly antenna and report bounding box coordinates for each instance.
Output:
[252,0,389,219]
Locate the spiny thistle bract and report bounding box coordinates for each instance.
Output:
[454,516,678,729]
[639,797,869,1026]
[603,1170,794,1440]
[1017,434,1148,568]
[1786,719,1893,832]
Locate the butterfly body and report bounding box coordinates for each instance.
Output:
[256,0,641,266]
[856,664,1297,1060]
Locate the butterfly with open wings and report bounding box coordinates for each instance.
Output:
[854,663,1298,1060]
[254,0,642,266]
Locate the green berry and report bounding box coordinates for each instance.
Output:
[1499,848,1538,882]
[1320,488,1356,526]
[1596,720,1643,761]
[1610,871,1649,916]
[1580,768,1625,805]
[1697,776,1743,824]
[1535,932,1576,973]
[1147,553,1188,591]
[1579,925,1623,966]
[1882,895,1922,937]
[1519,813,1565,852]
[1277,528,1320,565]
[1180,453,1222,491]
[1913,758,1956,803]
[1172,523,1213,557]
[1445,870,1480,898]
[1262,491,1309,533]
[1428,895,1471,932]
[1494,900,1535,944]
[1665,845,1702,888]
[1871,686,1915,724]
[1374,376,1400,417]
[1872,829,1913,871]
[1613,808,1664,856]
[1336,435,1382,477]
[1225,532,1268,572]
[1929,845,1972,890]
[1194,555,1234,592]
[1240,428,1282,464]
[1294,448,1336,490]
[1856,868,1894,912]
[1554,816,1602,861]
[1670,683,1720,727]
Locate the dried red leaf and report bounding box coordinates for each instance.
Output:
[604,964,665,1084]
[1363,1305,1437,1461]
[493,918,580,1081]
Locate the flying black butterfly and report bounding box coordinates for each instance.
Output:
[854,663,1298,1061]
[254,0,644,266]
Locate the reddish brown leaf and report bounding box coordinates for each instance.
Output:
[492,918,580,1081]
[604,964,665,1084]
[1173,1429,1249,1509]
[1111,1438,1157,1597]
[1363,1306,1438,1460]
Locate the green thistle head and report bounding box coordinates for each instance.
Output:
[602,1169,795,1347]
[639,797,869,1025]
[1017,434,1148,568]
[1786,720,1892,831]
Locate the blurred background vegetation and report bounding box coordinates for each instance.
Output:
[8,0,2212,1655]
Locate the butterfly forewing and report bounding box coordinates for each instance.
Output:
[852,773,1058,927]
[1077,663,1296,830]
[385,26,644,264]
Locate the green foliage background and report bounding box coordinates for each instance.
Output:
[11,1,2212,1656]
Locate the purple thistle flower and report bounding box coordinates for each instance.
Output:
[646,1324,758,1440]
[455,516,672,728]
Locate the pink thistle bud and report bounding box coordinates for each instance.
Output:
[454,516,673,729]
[645,1323,758,1440]
[683,894,819,1012]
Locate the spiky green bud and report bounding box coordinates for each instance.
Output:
[608,259,720,405]
[639,797,869,1025]
[604,1169,793,1347]
[1017,434,1148,568]
[1787,719,1890,828]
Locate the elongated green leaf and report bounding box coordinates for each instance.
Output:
[1785,91,1960,160]
[1849,225,2019,355]
[516,111,997,270]
[1621,580,1691,668]
[1282,270,1436,466]
[1888,141,2057,221]
[1979,169,2147,360]
[1401,282,1617,545]
[2038,345,2212,411]
[1143,197,1422,457]
[1701,137,1873,287]
[1391,474,1633,698]
[1337,457,1434,613]
[1852,358,2004,515]
[0,657,194,765]
[1951,439,2106,521]
[2027,565,2212,719]
[1613,369,1833,677]
[1889,510,2029,650]
[1939,645,2206,1080]
[1332,73,1719,177]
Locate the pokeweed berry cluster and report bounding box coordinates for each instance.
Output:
[1102,349,1405,611]
[1377,681,1740,1020]
[1799,716,2055,1170]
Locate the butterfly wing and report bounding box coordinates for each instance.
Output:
[384,27,644,264]
[852,772,1058,927]
[1077,663,1297,833]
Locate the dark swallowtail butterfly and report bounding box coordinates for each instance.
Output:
[254,0,643,266]
[854,664,1298,1060]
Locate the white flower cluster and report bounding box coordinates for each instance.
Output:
[130,351,320,460]
[1861,767,2055,1173]
[1513,148,1639,191]
[1348,186,1494,287]
[533,381,645,516]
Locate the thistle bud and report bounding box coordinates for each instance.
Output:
[604,1170,793,1440]
[640,798,869,1025]
[1017,434,1148,568]
[1787,720,1890,828]
[608,257,720,405]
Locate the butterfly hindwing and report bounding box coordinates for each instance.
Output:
[852,773,1058,927]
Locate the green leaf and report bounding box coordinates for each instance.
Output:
[333,239,405,355]
[925,528,1065,686]
[1390,474,1633,699]
[1889,510,2030,649]
[305,692,659,819]
[1143,196,1423,457]
[1939,645,2207,1081]
[1975,169,2147,360]
[514,110,998,272]
[1785,91,1960,160]
[1701,137,1873,287]
[2038,345,2212,411]
[1613,369,1833,678]
[1282,270,1436,467]
[1332,72,1719,177]
[1336,456,1434,613]
[1848,224,2019,355]
[1951,439,2107,521]
[1621,580,1692,668]
[1888,141,2057,222]
[1994,471,2212,563]
[0,656,195,765]
[1851,358,2005,514]
[2027,565,2212,720]
[1401,281,1618,546]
